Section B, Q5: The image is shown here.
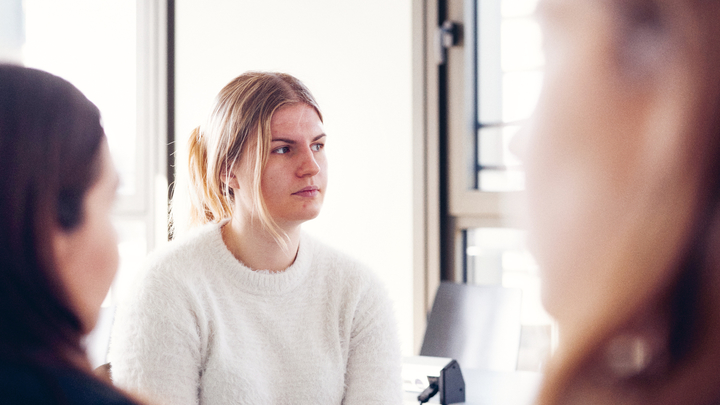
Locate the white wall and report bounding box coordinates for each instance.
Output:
[176,0,415,355]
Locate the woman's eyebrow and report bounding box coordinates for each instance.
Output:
[271,134,327,143]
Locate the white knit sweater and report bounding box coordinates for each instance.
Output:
[108,222,402,405]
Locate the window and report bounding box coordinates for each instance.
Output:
[3,0,170,367]
[22,0,140,207]
[476,0,543,192]
[439,0,552,371]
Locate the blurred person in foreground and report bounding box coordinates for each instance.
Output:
[520,0,720,403]
[0,64,141,404]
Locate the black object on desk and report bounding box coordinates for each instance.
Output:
[415,359,465,404]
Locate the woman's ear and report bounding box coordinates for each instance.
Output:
[220,167,240,189]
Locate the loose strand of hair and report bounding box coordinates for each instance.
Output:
[252,124,291,252]
[186,126,214,227]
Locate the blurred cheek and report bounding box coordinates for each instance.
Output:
[90,219,120,303]
[522,49,610,315]
[77,220,119,331]
[56,214,119,333]
[523,64,650,318]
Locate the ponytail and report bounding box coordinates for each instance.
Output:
[186,127,211,226]
[182,126,236,229]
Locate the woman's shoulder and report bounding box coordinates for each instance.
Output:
[135,221,228,285]
[118,222,227,305]
[304,234,387,295]
[306,235,365,271]
[0,360,138,405]
[148,221,225,268]
[302,236,397,337]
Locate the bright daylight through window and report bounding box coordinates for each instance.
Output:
[462,0,552,372]
[20,0,148,317]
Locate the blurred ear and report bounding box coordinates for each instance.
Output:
[50,225,77,309]
[51,225,73,275]
[220,168,240,189]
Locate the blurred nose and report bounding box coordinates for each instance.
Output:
[296,146,321,177]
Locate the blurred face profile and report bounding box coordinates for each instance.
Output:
[522,0,681,319]
[54,141,119,332]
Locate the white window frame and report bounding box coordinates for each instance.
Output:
[412,0,534,354]
[445,0,525,280]
[128,0,170,253]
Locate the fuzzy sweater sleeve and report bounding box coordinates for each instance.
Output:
[108,262,205,405]
[342,273,403,405]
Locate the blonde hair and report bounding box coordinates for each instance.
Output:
[178,71,322,246]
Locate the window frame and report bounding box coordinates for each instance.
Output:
[446,0,524,220]
[130,0,171,252]
[443,0,525,283]
[435,0,556,370]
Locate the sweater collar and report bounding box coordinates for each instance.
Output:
[207,220,313,295]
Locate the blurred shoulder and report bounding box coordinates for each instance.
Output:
[0,360,138,405]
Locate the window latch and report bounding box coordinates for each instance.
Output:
[435,20,461,65]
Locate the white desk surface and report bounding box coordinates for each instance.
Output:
[403,368,543,405]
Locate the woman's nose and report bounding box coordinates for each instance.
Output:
[296,147,321,177]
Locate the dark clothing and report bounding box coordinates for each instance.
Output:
[0,360,138,404]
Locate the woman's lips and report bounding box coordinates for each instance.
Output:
[293,186,320,197]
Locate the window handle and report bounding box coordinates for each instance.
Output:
[435,20,462,65]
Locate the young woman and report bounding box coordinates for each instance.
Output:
[520,0,720,403]
[108,72,402,404]
[0,64,139,404]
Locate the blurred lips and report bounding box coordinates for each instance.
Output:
[292,185,320,197]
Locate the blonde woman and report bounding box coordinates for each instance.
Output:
[520,0,720,404]
[108,72,402,405]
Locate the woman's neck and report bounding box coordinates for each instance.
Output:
[221,215,300,272]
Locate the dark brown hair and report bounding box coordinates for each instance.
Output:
[0,64,104,365]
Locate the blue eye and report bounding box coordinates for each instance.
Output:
[274,146,290,154]
[311,143,324,152]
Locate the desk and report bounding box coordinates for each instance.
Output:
[403,369,543,405]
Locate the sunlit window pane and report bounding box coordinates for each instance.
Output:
[502,71,543,122]
[501,0,539,17]
[22,0,137,196]
[476,0,542,192]
[477,0,502,125]
[465,227,550,323]
[465,227,552,371]
[477,125,522,166]
[501,18,543,72]
[477,125,524,191]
